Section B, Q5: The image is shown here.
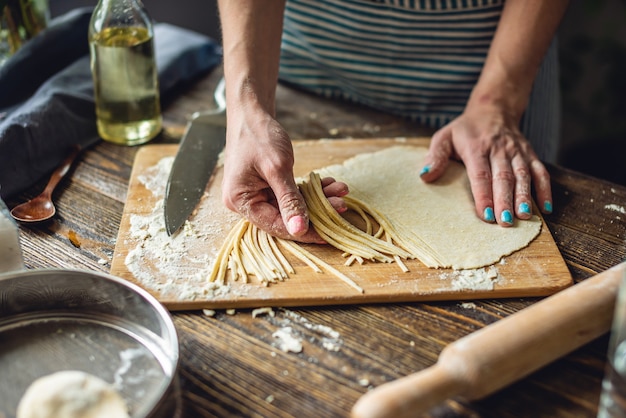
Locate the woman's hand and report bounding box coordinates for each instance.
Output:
[420,101,552,227]
[417,0,569,227]
[221,111,348,243]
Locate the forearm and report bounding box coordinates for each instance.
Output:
[217,0,286,117]
[468,0,570,119]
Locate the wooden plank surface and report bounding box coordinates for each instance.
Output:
[111,138,572,310]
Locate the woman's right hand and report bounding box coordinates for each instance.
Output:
[221,108,349,243]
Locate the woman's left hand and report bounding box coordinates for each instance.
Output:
[419,101,553,227]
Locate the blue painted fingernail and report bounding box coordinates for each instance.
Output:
[543,200,553,213]
[419,165,431,177]
[518,202,531,215]
[501,210,513,225]
[483,207,495,222]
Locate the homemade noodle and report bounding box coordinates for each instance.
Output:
[207,171,413,293]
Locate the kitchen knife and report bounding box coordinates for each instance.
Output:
[164,77,226,236]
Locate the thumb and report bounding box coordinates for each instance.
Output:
[272,177,310,237]
[420,126,453,183]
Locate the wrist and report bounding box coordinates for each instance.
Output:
[466,75,530,124]
[224,78,279,144]
[225,74,277,119]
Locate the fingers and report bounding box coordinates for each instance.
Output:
[320,177,349,213]
[242,182,325,244]
[462,153,497,224]
[430,123,552,227]
[529,159,553,215]
[225,176,350,245]
[320,176,348,196]
[425,126,500,225]
[467,149,547,227]
[512,154,533,221]
[489,151,516,227]
[271,176,311,237]
[419,127,453,183]
[278,176,350,236]
[476,156,554,228]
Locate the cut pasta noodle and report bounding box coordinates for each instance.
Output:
[300,172,413,263]
[208,171,414,293]
[277,238,364,293]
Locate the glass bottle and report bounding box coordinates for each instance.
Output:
[88,0,162,146]
[0,0,50,67]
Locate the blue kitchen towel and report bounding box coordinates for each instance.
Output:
[0,7,222,200]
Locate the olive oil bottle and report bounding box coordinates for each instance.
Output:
[89,0,162,146]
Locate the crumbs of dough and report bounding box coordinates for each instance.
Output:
[272,327,303,353]
[252,307,275,318]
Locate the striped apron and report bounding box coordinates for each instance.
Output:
[279,0,561,162]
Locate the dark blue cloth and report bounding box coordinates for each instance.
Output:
[0,8,222,199]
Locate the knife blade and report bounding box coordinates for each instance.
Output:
[164,78,226,236]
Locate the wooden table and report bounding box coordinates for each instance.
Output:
[7,69,626,418]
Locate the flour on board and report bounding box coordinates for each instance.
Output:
[124,157,238,301]
[439,266,501,291]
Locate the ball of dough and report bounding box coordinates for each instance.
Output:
[17,370,129,418]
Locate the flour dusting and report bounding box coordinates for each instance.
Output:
[124,157,240,301]
[262,309,344,354]
[440,266,501,291]
[137,157,173,194]
[605,204,626,215]
[281,309,343,352]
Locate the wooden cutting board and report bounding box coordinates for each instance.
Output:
[110,138,573,310]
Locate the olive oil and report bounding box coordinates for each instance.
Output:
[89,1,161,146]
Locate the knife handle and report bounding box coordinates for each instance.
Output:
[214,77,226,111]
[189,78,226,122]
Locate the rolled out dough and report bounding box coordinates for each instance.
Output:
[17,370,129,418]
[317,146,542,269]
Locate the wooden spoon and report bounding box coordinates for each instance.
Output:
[10,146,81,223]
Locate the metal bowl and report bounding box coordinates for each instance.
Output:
[0,268,181,418]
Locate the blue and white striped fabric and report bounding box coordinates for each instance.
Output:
[279,0,561,162]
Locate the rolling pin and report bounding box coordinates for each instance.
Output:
[352,262,626,418]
